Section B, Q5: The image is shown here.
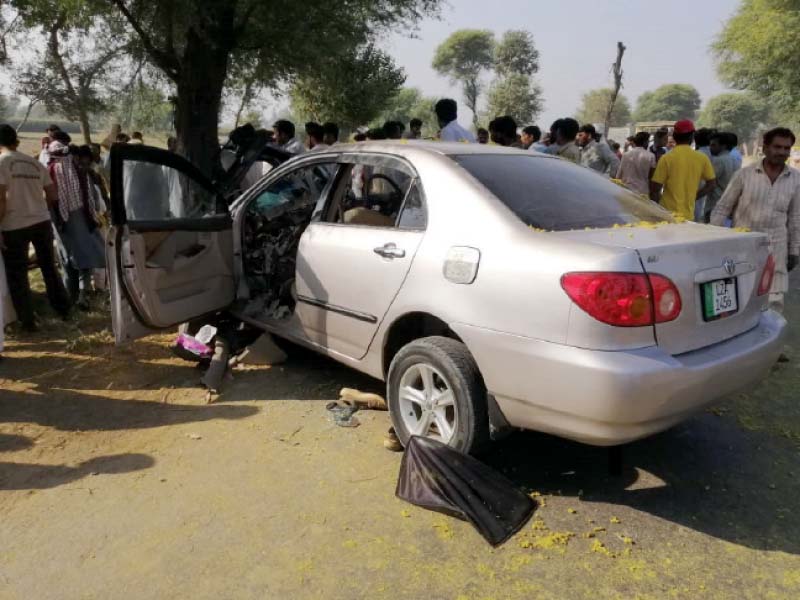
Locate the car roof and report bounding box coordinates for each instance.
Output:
[316,140,557,161]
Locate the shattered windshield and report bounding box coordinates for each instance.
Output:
[451,154,674,231]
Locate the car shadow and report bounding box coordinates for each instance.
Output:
[0,452,155,491]
[484,413,800,555]
[222,340,384,402]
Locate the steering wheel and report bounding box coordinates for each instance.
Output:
[365,173,403,210]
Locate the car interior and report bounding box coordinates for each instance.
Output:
[237,160,422,324]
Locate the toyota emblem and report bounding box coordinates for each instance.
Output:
[723,258,736,275]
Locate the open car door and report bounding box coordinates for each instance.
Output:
[107,144,235,344]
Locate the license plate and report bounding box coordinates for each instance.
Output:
[701,278,738,321]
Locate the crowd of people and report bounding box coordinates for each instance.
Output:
[1,97,799,360]
[0,122,144,360]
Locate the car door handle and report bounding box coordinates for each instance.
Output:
[373,243,406,259]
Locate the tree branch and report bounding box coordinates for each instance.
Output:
[108,0,180,79]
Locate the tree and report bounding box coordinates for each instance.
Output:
[486,74,543,125]
[698,93,769,143]
[0,95,9,121]
[373,87,439,136]
[114,77,175,132]
[432,29,495,128]
[290,44,405,130]
[575,88,631,126]
[494,30,539,76]
[100,0,441,173]
[713,0,800,121]
[633,84,701,122]
[9,3,132,143]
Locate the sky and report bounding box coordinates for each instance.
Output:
[383,0,741,128]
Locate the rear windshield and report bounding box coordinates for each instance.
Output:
[451,154,674,231]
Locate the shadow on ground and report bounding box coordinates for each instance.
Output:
[483,413,800,556]
[0,447,154,491]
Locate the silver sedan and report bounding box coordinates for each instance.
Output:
[107,141,786,454]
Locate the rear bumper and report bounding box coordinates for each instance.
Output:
[452,310,786,446]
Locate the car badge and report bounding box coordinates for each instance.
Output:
[723,258,736,276]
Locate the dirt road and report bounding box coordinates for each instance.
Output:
[1,288,799,599]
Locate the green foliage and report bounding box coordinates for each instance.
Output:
[432,29,495,80]
[486,74,543,125]
[114,78,174,132]
[713,0,800,123]
[633,84,701,122]
[372,87,438,136]
[290,44,405,130]
[494,30,539,77]
[698,93,769,142]
[575,88,631,127]
[432,29,495,124]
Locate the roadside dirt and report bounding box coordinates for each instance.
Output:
[1,284,799,599]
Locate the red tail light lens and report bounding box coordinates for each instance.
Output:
[561,272,682,327]
[757,254,775,296]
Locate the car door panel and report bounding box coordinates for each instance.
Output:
[295,223,423,360]
[108,144,235,342]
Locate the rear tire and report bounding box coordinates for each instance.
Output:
[387,336,489,455]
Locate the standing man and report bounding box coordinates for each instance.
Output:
[551,118,581,163]
[0,124,71,332]
[322,122,339,146]
[649,120,716,220]
[406,118,423,140]
[703,132,739,222]
[728,133,743,170]
[435,99,476,143]
[520,126,541,150]
[616,131,656,195]
[489,116,522,147]
[650,128,669,164]
[577,124,620,176]
[711,127,800,315]
[305,122,327,151]
[273,120,305,154]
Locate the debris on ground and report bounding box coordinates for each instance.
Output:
[325,402,360,428]
[395,436,536,546]
[338,388,387,411]
[325,388,389,430]
[383,427,403,452]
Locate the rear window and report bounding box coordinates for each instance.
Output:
[452,154,674,231]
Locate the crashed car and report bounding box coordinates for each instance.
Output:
[107,139,786,454]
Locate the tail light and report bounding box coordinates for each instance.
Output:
[757,254,775,296]
[561,272,682,327]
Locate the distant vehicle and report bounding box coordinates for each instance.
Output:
[106,141,785,454]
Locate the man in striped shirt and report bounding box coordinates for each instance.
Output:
[711,127,800,315]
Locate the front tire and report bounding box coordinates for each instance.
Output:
[387,336,489,455]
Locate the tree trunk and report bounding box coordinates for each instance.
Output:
[233,79,255,129]
[603,42,626,136]
[174,29,229,175]
[16,99,38,132]
[465,78,480,130]
[78,110,93,144]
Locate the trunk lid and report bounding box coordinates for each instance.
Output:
[556,223,771,355]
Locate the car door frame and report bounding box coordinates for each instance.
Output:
[291,150,429,359]
[108,143,234,338]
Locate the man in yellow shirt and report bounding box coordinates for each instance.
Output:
[649,120,716,220]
